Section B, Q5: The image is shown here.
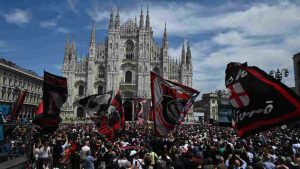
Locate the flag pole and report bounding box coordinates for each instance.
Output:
[150,72,156,140]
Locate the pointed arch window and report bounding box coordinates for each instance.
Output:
[78,85,84,96]
[125,40,134,60]
[77,107,85,118]
[125,71,132,83]
[98,86,103,94]
[99,66,105,78]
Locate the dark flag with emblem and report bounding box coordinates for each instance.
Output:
[150,71,200,136]
[33,71,67,133]
[74,91,112,124]
[43,71,68,117]
[98,91,124,139]
[10,90,27,122]
[225,62,300,137]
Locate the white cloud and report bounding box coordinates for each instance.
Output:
[39,15,61,28]
[67,0,78,13]
[2,9,30,25]
[117,1,300,38]
[40,20,57,28]
[56,27,69,33]
[215,2,300,36]
[191,32,298,94]
[87,6,110,23]
[212,31,255,46]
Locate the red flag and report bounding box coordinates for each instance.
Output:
[11,90,27,122]
[32,101,61,129]
[151,72,199,136]
[98,91,124,139]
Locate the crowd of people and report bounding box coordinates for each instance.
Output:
[1,122,300,169]
[26,122,300,169]
[0,124,30,162]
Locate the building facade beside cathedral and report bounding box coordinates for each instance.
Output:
[62,8,193,121]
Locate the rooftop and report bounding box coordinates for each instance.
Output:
[0,58,41,77]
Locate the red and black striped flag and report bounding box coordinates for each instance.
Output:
[43,71,68,117]
[10,90,27,122]
[33,71,68,133]
[32,101,61,133]
[98,91,124,139]
[151,72,199,136]
[225,62,300,137]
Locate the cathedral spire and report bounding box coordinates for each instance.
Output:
[146,5,150,28]
[64,34,70,53]
[181,41,186,64]
[72,34,77,57]
[89,25,96,58]
[163,22,168,48]
[115,8,120,29]
[109,9,114,30]
[186,41,191,64]
[72,34,76,48]
[64,34,70,61]
[65,33,70,47]
[139,6,144,28]
[90,24,96,46]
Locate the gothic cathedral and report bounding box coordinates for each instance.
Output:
[62,7,193,121]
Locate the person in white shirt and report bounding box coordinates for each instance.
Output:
[80,141,91,168]
[40,142,51,169]
[117,153,131,168]
[131,151,143,169]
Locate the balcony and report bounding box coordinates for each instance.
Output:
[119,82,136,98]
[121,59,136,66]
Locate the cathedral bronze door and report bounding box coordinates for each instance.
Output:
[123,101,133,121]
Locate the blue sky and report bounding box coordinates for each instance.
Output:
[1,0,300,94]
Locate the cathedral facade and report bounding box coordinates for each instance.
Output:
[62,8,193,121]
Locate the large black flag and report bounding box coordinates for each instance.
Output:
[225,62,300,137]
[33,71,68,133]
[74,91,112,123]
[43,71,68,117]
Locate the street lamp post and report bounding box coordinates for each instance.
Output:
[269,68,289,81]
